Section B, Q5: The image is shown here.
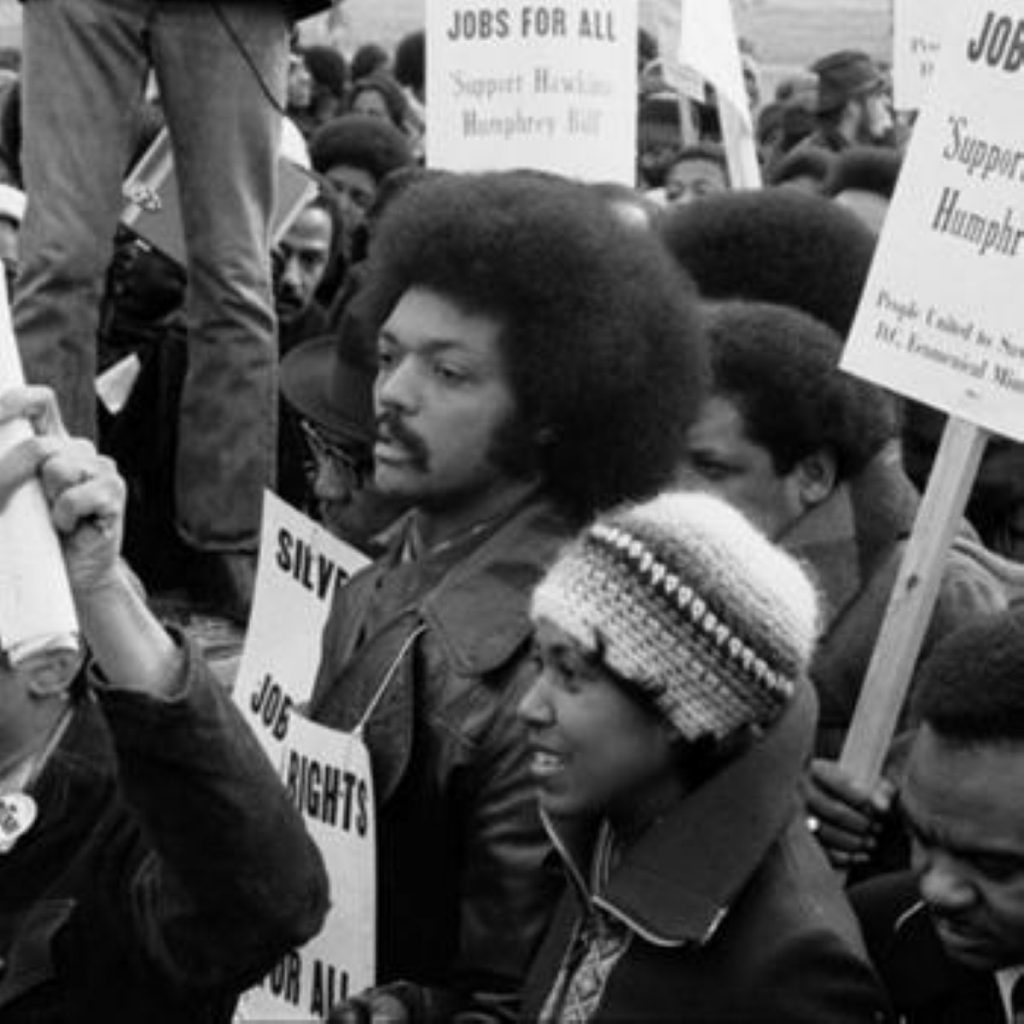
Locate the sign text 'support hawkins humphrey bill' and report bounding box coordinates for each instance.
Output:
[842,5,1024,442]
[427,1,637,182]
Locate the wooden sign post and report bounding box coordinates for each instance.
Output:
[839,0,1024,788]
[840,419,989,786]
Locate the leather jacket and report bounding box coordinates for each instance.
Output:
[308,495,571,1022]
[0,638,329,1023]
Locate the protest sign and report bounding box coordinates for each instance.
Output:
[234,493,374,1021]
[0,275,79,664]
[892,0,950,112]
[839,1,1024,788]
[234,491,370,764]
[238,713,377,1022]
[426,0,638,183]
[676,0,760,188]
[122,128,317,267]
[842,2,1024,446]
[647,0,705,101]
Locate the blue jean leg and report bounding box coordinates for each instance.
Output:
[151,3,287,552]
[152,2,288,551]
[15,0,150,438]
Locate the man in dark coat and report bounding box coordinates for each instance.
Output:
[852,610,1024,1023]
[677,301,1016,764]
[311,172,708,1023]
[663,194,1024,874]
[0,386,330,1023]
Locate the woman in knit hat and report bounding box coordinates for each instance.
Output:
[519,492,891,1023]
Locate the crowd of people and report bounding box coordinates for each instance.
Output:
[2,7,1024,1024]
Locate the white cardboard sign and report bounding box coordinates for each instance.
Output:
[427,0,638,183]
[842,1,1024,443]
[234,491,369,764]
[892,0,950,111]
[238,714,377,1021]
[676,0,760,188]
[234,493,374,1021]
[676,0,750,132]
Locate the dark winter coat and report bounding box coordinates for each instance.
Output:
[0,641,329,1024]
[308,495,571,1022]
[852,871,1013,1024]
[521,683,892,1023]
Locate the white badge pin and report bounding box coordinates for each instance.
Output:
[0,793,38,854]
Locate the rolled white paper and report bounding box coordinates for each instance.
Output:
[0,275,80,664]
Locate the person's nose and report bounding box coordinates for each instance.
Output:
[916,848,978,917]
[280,254,303,296]
[518,669,555,728]
[375,354,420,414]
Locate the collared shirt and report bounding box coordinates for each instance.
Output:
[0,707,73,797]
[995,965,1024,1023]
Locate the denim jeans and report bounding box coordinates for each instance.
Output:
[16,0,287,550]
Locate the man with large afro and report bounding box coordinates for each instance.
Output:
[660,186,876,335]
[306,169,707,1022]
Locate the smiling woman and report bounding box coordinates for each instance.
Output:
[519,490,891,1023]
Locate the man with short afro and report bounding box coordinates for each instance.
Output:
[308,170,707,1022]
[853,610,1024,1020]
[678,296,1018,878]
[661,187,876,336]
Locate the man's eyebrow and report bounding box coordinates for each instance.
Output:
[901,804,1024,864]
[377,331,477,356]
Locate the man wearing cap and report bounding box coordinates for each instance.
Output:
[853,610,1024,1023]
[279,301,402,551]
[520,492,891,1022]
[793,49,894,155]
[308,170,706,1023]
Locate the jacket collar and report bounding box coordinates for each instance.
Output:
[545,681,817,948]
[417,495,572,675]
[888,899,1007,1019]
[780,445,919,628]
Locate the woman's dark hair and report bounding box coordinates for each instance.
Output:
[350,43,389,84]
[349,71,408,129]
[393,30,426,96]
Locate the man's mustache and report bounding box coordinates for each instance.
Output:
[375,412,429,469]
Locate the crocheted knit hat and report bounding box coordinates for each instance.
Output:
[531,492,820,742]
